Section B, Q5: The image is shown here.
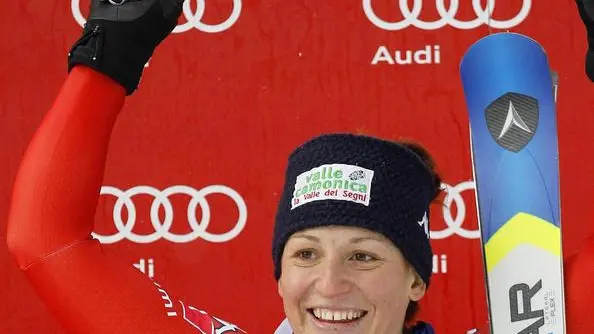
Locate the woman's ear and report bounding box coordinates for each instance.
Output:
[278,280,284,298]
[408,272,427,301]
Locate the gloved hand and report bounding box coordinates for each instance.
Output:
[576,0,594,82]
[68,0,183,95]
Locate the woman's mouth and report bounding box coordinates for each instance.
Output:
[307,308,368,323]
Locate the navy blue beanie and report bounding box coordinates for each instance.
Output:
[272,133,436,285]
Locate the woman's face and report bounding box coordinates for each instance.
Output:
[278,225,426,334]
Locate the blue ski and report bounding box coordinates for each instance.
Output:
[460,33,565,334]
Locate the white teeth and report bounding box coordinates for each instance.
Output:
[314,309,321,319]
[311,308,364,321]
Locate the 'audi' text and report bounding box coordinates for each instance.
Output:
[372,45,441,65]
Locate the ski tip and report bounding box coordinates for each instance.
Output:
[459,33,546,72]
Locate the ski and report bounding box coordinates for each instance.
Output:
[459,33,566,334]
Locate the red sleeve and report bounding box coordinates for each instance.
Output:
[6,66,244,334]
[564,236,594,332]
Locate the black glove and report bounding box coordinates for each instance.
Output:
[576,0,594,82]
[68,0,183,95]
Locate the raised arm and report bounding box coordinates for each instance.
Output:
[6,1,243,333]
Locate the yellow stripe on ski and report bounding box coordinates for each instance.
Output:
[485,212,560,273]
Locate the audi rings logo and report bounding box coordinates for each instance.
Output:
[92,185,247,244]
[71,0,242,33]
[431,181,480,240]
[362,0,531,31]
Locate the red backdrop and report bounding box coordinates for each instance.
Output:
[1,0,593,333]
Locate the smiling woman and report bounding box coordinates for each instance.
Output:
[279,227,428,333]
[272,134,442,334]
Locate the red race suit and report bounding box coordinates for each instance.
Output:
[7,66,246,334]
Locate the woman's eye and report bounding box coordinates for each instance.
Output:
[352,253,376,262]
[295,250,316,260]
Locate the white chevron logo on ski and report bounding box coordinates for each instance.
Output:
[498,101,532,139]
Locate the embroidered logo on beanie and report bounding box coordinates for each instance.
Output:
[291,163,375,209]
[418,211,429,239]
